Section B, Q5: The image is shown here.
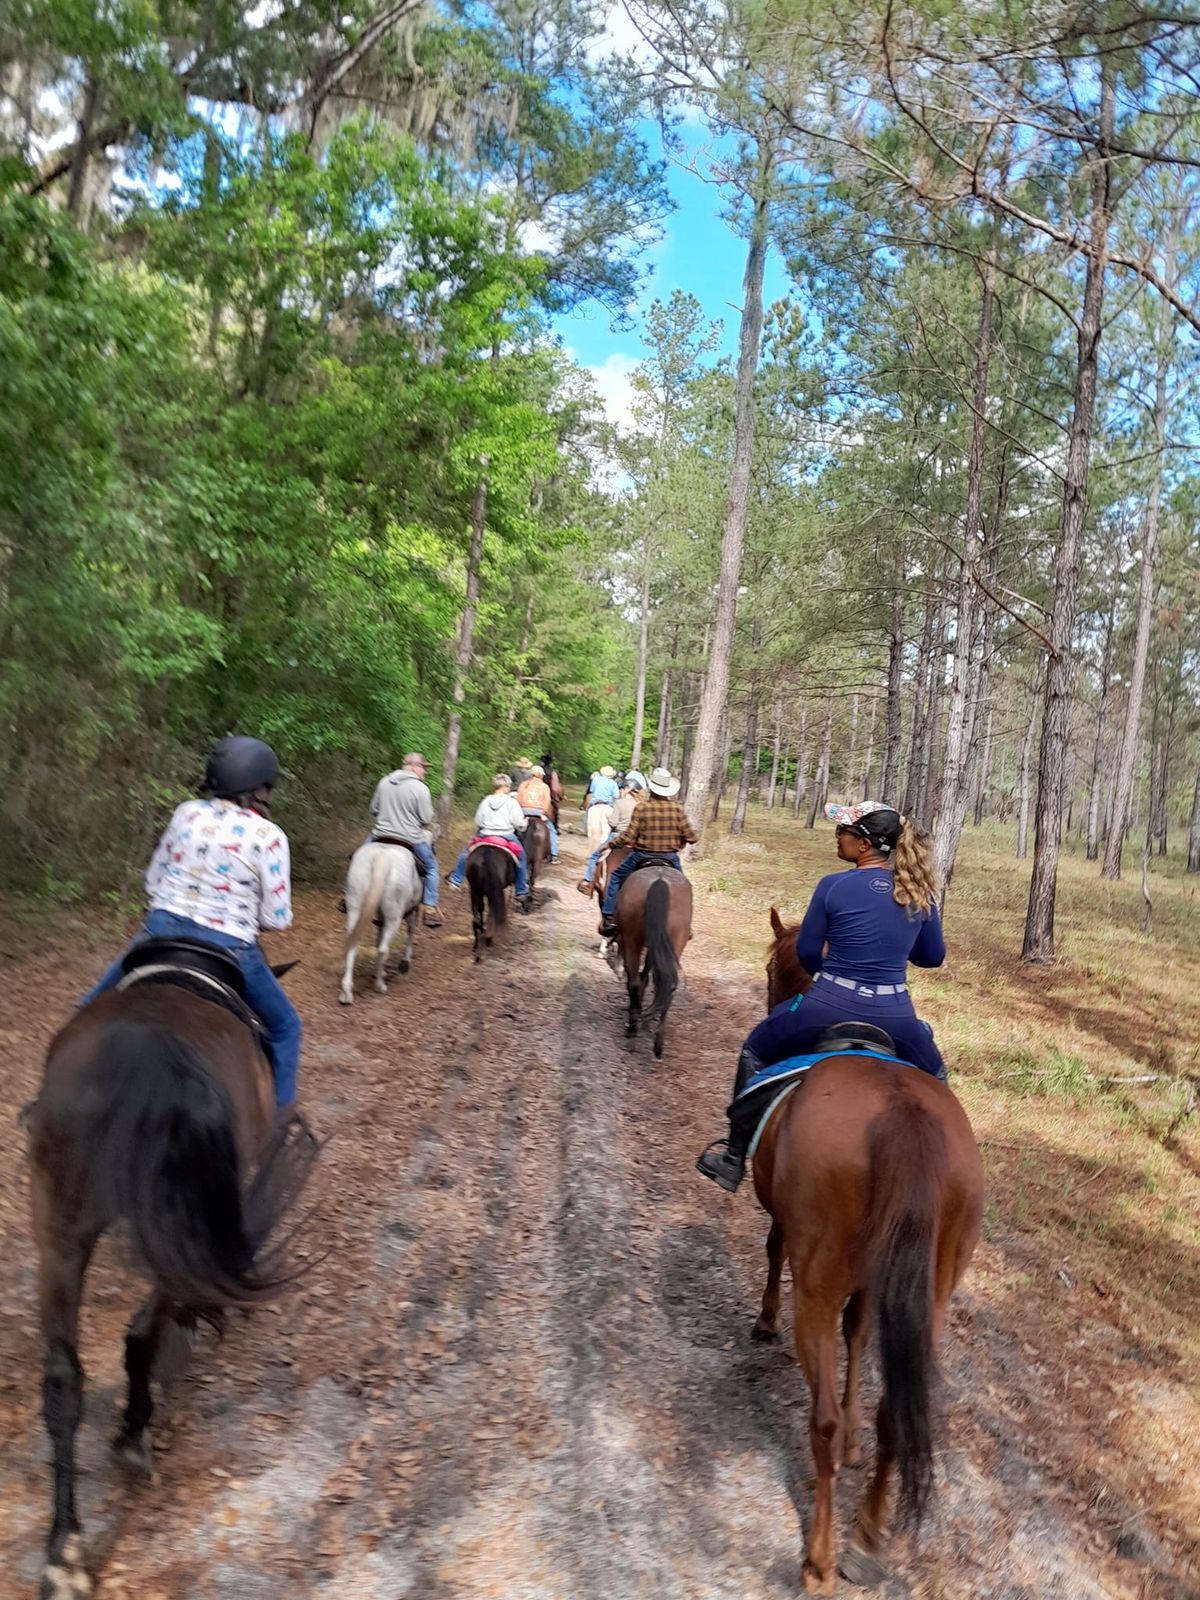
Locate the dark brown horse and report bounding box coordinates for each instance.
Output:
[467,843,517,960]
[522,815,551,901]
[26,969,315,1600]
[610,863,692,1057]
[753,908,983,1591]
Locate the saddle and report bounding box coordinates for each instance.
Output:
[627,851,684,876]
[372,834,428,877]
[118,938,262,1035]
[730,1028,906,1153]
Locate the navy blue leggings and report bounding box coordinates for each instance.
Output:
[745,982,945,1079]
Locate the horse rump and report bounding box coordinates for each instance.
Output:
[863,1090,947,1528]
[80,1019,294,1306]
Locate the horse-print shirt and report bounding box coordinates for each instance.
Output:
[144,799,293,942]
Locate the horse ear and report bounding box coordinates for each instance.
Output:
[769,906,785,939]
[271,960,300,980]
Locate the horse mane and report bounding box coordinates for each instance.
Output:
[766,905,810,1008]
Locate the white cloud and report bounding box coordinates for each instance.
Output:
[586,351,640,436]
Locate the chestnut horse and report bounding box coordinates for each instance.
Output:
[753,910,983,1591]
[611,863,692,1057]
[26,966,315,1600]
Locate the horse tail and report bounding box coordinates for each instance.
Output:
[484,848,508,927]
[346,846,391,952]
[103,1021,289,1306]
[643,876,679,1015]
[864,1088,947,1529]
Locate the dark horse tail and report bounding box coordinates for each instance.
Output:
[481,847,509,927]
[643,877,679,1016]
[864,1089,947,1529]
[102,1020,291,1307]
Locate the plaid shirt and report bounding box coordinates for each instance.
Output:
[613,793,698,853]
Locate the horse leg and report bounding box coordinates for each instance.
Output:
[752,1222,785,1341]
[374,913,397,994]
[35,1210,97,1599]
[339,895,360,1005]
[112,1291,171,1476]
[794,1303,843,1594]
[397,908,416,975]
[840,1291,868,1467]
[845,1398,894,1578]
[625,945,643,1037]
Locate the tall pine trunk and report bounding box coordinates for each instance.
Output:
[806,693,833,829]
[683,144,772,842]
[1022,61,1114,962]
[767,694,783,808]
[1086,589,1117,858]
[630,558,651,770]
[882,583,905,798]
[438,460,489,832]
[1187,757,1200,872]
[792,705,810,819]
[973,707,993,826]
[730,691,760,836]
[860,687,879,796]
[1017,656,1046,860]
[934,240,996,890]
[1101,296,1170,879]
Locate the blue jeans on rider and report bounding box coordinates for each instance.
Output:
[80,909,303,1107]
[743,981,945,1081]
[367,833,440,906]
[448,841,530,896]
[583,832,616,882]
[601,851,681,916]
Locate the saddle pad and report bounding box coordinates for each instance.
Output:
[741,1049,911,1161]
[467,835,522,860]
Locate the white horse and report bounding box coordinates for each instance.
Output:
[339,842,423,1005]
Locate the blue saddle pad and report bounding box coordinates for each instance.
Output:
[738,1047,905,1101]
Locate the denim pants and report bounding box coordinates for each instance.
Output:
[583,832,617,882]
[743,983,945,1080]
[601,851,681,916]
[448,841,529,895]
[81,909,302,1106]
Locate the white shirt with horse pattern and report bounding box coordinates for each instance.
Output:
[145,799,293,941]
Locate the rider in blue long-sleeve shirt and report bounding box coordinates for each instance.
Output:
[697,801,947,1192]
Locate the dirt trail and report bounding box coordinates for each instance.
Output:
[0,821,1193,1599]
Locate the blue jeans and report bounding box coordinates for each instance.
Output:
[583,832,617,882]
[744,983,945,1079]
[367,834,439,906]
[81,909,303,1107]
[448,842,529,896]
[601,851,681,916]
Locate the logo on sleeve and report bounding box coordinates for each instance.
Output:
[869,876,893,895]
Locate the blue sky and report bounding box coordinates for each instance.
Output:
[550,120,793,432]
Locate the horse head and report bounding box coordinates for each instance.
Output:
[766,905,812,1010]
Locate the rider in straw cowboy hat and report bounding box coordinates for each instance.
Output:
[598,766,697,936]
[696,800,946,1192]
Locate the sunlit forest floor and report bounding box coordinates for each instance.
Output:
[0,809,1196,1598]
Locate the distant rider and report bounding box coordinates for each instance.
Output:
[80,736,302,1113]
[577,773,644,895]
[598,767,697,936]
[696,802,946,1192]
[516,764,560,863]
[367,752,442,928]
[447,773,532,908]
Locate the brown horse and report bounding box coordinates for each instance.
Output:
[467,843,517,960]
[753,909,983,1591]
[766,904,812,1009]
[522,815,552,901]
[26,962,315,1600]
[611,863,692,1057]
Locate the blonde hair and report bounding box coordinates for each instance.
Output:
[892,818,939,914]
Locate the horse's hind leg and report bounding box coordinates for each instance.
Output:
[626,953,644,1038]
[34,1201,98,1598]
[752,1222,785,1341]
[112,1291,170,1476]
[652,992,671,1059]
[397,909,416,975]
[840,1292,868,1468]
[374,917,397,994]
[793,1303,843,1594]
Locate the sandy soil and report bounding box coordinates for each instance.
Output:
[0,816,1196,1600]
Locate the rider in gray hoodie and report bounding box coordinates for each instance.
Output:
[368,753,442,926]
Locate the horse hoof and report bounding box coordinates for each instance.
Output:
[374,983,387,996]
[41,1534,93,1599]
[800,1563,834,1596]
[397,958,411,974]
[338,992,353,1006]
[751,1320,781,1343]
[839,1541,887,1588]
[111,1430,155,1478]
[653,1038,664,1059]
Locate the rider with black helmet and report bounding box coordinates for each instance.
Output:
[80,735,303,1113]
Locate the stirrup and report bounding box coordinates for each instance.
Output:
[696,1139,745,1193]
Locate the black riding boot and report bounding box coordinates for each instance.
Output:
[696,1048,764,1193]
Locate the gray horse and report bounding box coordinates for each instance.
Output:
[339,842,423,1004]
